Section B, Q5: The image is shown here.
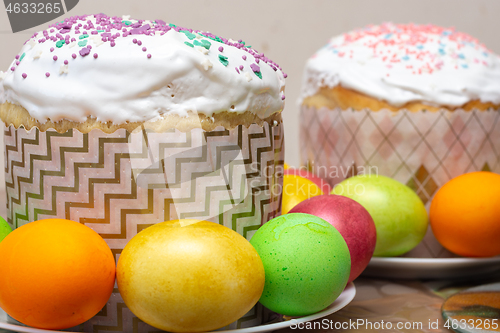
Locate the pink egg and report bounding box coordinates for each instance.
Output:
[284,168,331,194]
[289,195,376,284]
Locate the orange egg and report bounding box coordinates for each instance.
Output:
[0,219,116,329]
[282,174,323,214]
[430,171,500,257]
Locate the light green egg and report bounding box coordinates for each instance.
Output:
[250,213,350,316]
[0,217,12,243]
[332,174,428,257]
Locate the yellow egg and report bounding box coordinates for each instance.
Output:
[282,174,323,214]
[116,219,265,333]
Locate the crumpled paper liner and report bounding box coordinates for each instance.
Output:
[3,121,284,332]
[300,105,500,258]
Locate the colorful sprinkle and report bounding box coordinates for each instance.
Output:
[7,14,286,92]
[22,73,27,78]
[250,63,260,73]
[180,30,196,40]
[218,54,228,66]
[201,40,211,49]
[79,47,91,57]
[193,39,211,50]
[328,23,492,75]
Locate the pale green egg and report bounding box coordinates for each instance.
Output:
[332,174,428,257]
[0,217,12,243]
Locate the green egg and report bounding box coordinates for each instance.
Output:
[0,216,12,243]
[332,174,428,257]
[250,213,351,316]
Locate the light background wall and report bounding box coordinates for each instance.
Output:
[1,0,500,168]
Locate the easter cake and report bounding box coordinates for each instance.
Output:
[301,23,499,113]
[0,14,286,331]
[299,23,500,258]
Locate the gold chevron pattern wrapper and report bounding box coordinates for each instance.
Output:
[3,121,284,332]
[300,106,500,258]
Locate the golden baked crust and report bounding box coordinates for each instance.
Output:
[0,102,282,133]
[302,85,499,112]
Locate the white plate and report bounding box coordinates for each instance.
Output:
[362,257,500,280]
[0,283,356,333]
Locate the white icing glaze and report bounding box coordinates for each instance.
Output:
[0,14,286,124]
[302,23,500,107]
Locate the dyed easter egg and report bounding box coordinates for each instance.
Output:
[282,174,323,214]
[250,213,350,316]
[290,195,376,283]
[332,175,428,257]
[117,220,265,332]
[284,168,331,194]
[0,217,12,243]
[0,219,115,330]
[430,171,500,257]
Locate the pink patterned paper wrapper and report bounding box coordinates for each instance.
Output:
[3,120,284,332]
[300,105,500,258]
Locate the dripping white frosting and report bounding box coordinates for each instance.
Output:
[1,14,286,124]
[302,23,500,107]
